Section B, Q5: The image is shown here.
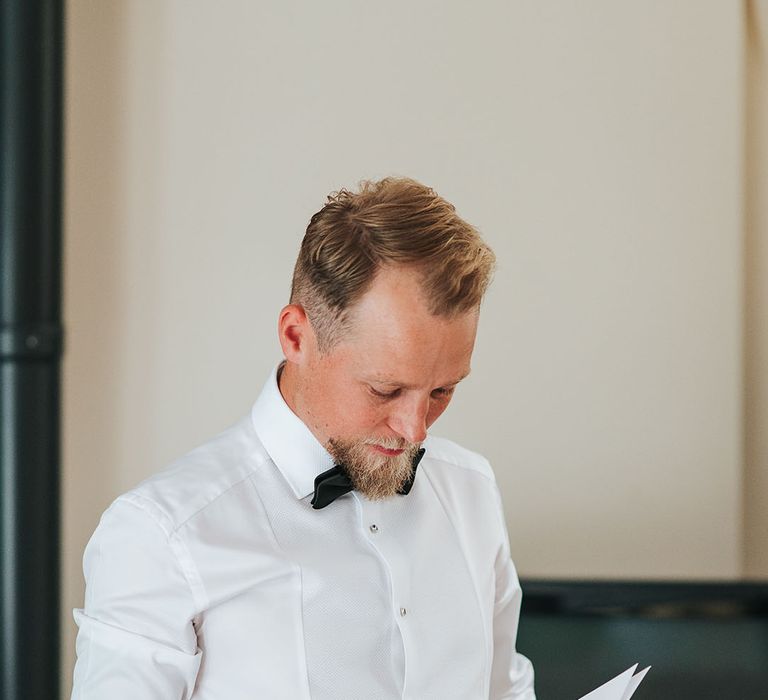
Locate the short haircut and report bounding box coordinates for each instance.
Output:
[290,177,495,351]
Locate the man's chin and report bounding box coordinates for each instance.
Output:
[327,437,417,500]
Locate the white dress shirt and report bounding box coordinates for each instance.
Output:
[71,367,535,699]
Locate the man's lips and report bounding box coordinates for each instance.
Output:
[369,444,405,456]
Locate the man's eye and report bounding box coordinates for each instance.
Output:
[431,387,455,399]
[370,387,401,399]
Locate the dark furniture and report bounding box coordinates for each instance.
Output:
[518,580,768,699]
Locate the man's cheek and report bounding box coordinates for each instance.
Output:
[427,403,449,428]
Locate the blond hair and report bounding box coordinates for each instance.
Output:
[291,177,495,351]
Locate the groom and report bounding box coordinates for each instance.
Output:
[71,177,536,699]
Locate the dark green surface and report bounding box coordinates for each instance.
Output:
[1,1,63,698]
[518,614,768,700]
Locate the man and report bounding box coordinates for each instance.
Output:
[71,178,536,698]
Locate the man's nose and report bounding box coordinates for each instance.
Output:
[390,394,429,444]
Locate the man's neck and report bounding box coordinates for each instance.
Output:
[277,361,316,439]
[276,361,295,412]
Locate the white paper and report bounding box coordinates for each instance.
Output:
[577,664,651,700]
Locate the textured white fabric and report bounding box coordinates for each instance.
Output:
[71,367,535,699]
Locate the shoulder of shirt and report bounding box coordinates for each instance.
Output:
[422,434,496,484]
[109,414,271,536]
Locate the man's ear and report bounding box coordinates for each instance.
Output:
[278,304,314,363]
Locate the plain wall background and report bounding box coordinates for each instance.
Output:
[745,0,768,578]
[62,1,767,696]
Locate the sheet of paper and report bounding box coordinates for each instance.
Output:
[577,664,651,700]
[621,666,650,699]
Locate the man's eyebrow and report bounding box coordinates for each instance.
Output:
[364,370,471,388]
[444,369,471,386]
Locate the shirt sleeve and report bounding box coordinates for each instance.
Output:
[71,495,202,699]
[490,485,536,700]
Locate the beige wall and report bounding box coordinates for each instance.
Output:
[63,0,766,695]
[745,0,768,578]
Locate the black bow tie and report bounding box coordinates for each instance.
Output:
[311,448,426,510]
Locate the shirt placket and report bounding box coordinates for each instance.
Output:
[357,496,418,700]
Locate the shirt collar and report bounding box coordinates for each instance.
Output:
[251,364,335,501]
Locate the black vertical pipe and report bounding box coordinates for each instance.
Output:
[0,2,63,699]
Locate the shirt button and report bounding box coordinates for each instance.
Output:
[400,607,407,617]
[369,524,379,533]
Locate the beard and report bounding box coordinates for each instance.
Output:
[326,435,422,501]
